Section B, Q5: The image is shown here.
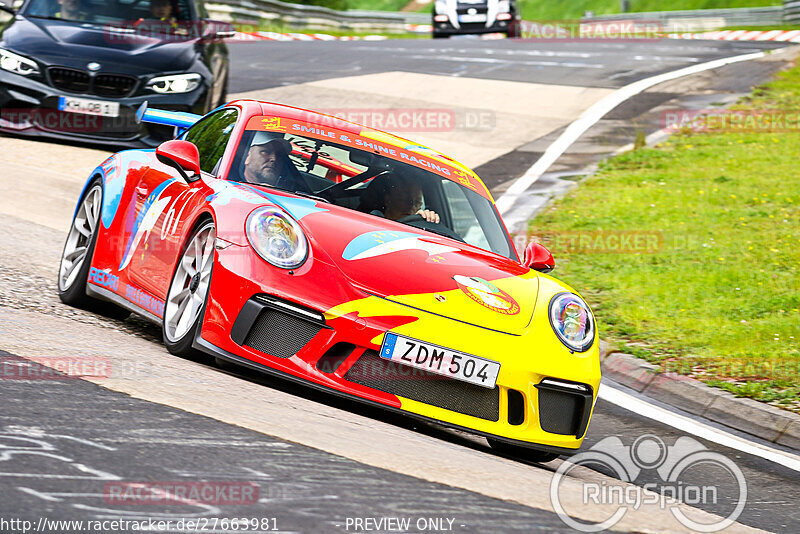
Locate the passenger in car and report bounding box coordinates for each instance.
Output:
[149,0,177,24]
[359,173,440,223]
[56,0,91,21]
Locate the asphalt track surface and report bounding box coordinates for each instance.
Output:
[1,37,799,533]
[227,38,788,92]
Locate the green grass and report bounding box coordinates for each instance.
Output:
[412,0,782,21]
[720,24,800,31]
[269,0,412,11]
[528,62,800,413]
[515,0,781,20]
[345,0,409,10]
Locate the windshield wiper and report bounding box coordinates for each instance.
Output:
[291,190,331,204]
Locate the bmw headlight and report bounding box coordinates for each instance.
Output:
[0,48,39,76]
[246,207,308,269]
[146,73,201,94]
[549,293,595,352]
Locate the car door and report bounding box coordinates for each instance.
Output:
[123,108,238,308]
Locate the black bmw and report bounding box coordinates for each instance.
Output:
[0,0,232,146]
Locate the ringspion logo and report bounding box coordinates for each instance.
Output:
[550,434,747,532]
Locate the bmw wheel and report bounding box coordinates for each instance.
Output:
[163,219,215,356]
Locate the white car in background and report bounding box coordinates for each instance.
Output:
[432,0,521,38]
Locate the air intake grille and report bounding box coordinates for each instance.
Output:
[48,68,137,97]
[49,68,90,93]
[244,308,322,359]
[536,384,592,437]
[94,74,137,97]
[345,350,500,421]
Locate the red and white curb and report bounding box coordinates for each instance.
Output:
[229,31,389,42]
[667,29,800,43]
[228,23,433,43]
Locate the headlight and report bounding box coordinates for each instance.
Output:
[549,293,595,352]
[146,73,201,94]
[0,48,39,76]
[246,207,308,269]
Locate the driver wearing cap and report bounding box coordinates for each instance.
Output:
[243,138,305,192]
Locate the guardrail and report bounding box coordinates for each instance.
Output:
[785,0,800,23]
[205,0,429,33]
[206,0,798,34]
[582,6,784,32]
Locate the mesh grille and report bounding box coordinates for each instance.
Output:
[537,388,583,435]
[49,68,90,93]
[48,68,137,97]
[345,350,499,421]
[244,309,322,359]
[94,74,137,97]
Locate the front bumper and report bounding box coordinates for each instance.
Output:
[198,245,601,453]
[433,17,516,36]
[0,69,209,147]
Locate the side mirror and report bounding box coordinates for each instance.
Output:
[203,20,236,40]
[156,140,201,182]
[523,242,554,273]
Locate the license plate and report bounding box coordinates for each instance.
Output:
[380,332,500,388]
[58,96,120,118]
[458,14,487,23]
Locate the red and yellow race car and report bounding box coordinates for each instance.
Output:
[57,100,600,461]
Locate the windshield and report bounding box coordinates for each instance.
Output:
[230,127,515,260]
[23,0,195,24]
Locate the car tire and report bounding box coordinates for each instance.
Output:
[57,180,130,320]
[432,32,448,39]
[162,218,216,357]
[487,438,560,463]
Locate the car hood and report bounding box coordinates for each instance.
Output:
[208,183,539,335]
[1,16,196,74]
[300,202,539,335]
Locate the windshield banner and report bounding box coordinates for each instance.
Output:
[245,115,491,200]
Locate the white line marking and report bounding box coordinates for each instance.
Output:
[491,47,800,469]
[599,384,800,472]
[406,54,604,69]
[495,50,766,214]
